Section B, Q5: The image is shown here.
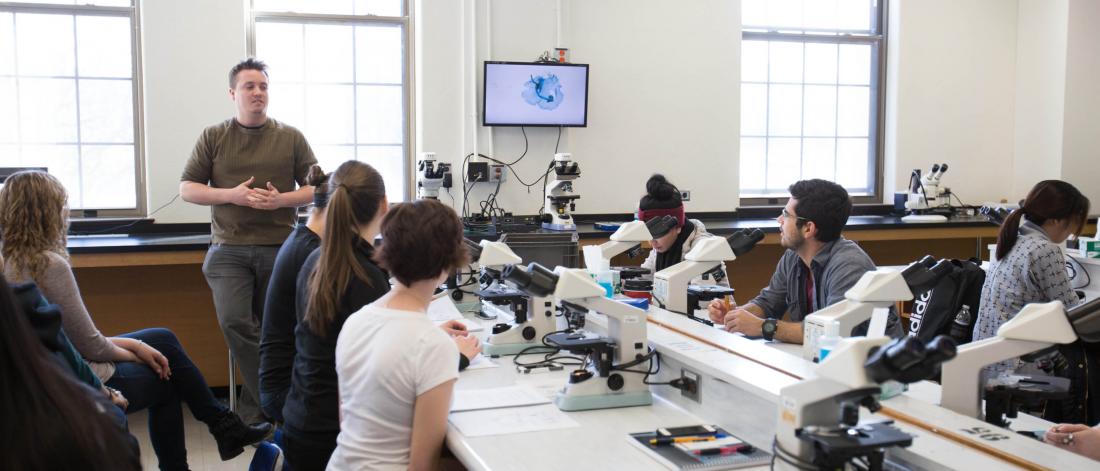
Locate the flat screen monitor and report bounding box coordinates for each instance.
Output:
[482,61,589,127]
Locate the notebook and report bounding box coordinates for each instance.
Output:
[627,426,771,471]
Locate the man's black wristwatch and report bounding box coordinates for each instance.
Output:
[761,318,777,341]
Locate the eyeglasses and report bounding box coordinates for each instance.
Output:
[780,208,810,223]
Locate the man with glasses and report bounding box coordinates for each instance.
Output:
[708,179,901,343]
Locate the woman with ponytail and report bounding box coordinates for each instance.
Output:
[260,164,330,423]
[974,180,1090,396]
[637,174,729,285]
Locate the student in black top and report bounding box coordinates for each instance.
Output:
[637,174,729,284]
[259,165,329,423]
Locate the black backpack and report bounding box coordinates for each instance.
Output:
[907,258,986,344]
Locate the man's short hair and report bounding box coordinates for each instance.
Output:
[229,58,268,88]
[788,179,852,243]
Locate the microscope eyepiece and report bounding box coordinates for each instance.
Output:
[501,262,559,297]
[728,228,765,256]
[1067,297,1100,343]
[645,215,678,239]
[865,335,958,384]
[463,239,483,262]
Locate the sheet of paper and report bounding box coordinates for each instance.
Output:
[449,404,579,437]
[450,385,551,412]
[463,354,499,370]
[428,296,465,323]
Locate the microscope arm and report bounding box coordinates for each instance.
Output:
[939,338,1052,418]
[598,240,641,261]
[570,296,649,366]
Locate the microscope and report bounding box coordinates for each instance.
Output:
[416,152,451,200]
[775,335,957,471]
[939,296,1100,421]
[653,229,764,318]
[802,256,953,361]
[502,262,652,411]
[902,163,951,222]
[541,153,581,231]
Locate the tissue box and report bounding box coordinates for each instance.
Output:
[1079,237,1100,258]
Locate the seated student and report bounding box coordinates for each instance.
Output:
[0,273,141,471]
[973,180,1093,420]
[0,170,271,471]
[638,174,729,285]
[259,164,329,424]
[281,161,480,470]
[707,179,902,343]
[1045,423,1100,461]
[328,199,468,470]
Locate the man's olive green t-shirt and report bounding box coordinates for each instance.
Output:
[181,118,317,245]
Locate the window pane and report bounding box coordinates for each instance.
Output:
[354,0,402,16]
[739,137,766,192]
[357,145,404,202]
[355,25,402,84]
[356,85,402,143]
[803,0,838,31]
[741,40,768,82]
[836,138,869,189]
[838,44,871,85]
[802,137,835,181]
[768,41,802,83]
[5,0,133,5]
[740,83,767,136]
[16,13,75,77]
[836,85,869,136]
[79,79,133,143]
[0,78,16,143]
[766,138,800,191]
[837,0,873,32]
[0,13,14,76]
[255,0,354,15]
[76,16,131,78]
[766,0,803,30]
[305,24,354,83]
[304,84,354,144]
[804,43,837,84]
[23,144,80,207]
[19,78,77,143]
[803,85,836,136]
[81,144,134,208]
[768,84,801,137]
[256,22,305,83]
[313,145,355,179]
[741,0,767,27]
[0,145,19,167]
[268,82,305,133]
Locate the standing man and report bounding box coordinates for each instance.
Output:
[707,179,901,343]
[181,58,317,424]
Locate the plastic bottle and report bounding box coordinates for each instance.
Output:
[818,320,841,361]
[949,305,972,341]
[589,259,614,298]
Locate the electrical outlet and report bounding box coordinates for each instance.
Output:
[489,164,505,183]
[681,368,701,402]
[466,162,490,182]
[680,190,691,201]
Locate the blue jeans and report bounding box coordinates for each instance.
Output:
[202,243,279,423]
[106,328,229,471]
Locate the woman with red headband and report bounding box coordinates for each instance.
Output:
[637,174,729,286]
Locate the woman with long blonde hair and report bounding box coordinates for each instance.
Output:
[0,170,271,471]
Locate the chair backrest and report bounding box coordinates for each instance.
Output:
[248,441,283,471]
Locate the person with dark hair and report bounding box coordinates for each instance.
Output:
[281,161,481,470]
[637,174,728,285]
[707,179,901,343]
[180,57,318,424]
[328,199,470,470]
[259,164,330,424]
[1,170,273,470]
[974,180,1094,422]
[0,273,142,471]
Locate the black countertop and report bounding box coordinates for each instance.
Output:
[67,215,1000,255]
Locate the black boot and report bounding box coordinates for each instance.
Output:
[207,411,274,461]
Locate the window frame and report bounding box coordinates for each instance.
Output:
[739,0,887,207]
[1,0,146,218]
[246,0,415,202]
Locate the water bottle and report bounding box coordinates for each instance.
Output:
[949,305,972,341]
[818,321,841,361]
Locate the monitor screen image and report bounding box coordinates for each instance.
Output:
[482,61,589,127]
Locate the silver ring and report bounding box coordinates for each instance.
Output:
[1063,433,1075,445]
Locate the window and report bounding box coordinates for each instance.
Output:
[740,0,886,203]
[0,0,142,213]
[250,0,410,203]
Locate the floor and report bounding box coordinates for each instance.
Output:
[129,405,257,471]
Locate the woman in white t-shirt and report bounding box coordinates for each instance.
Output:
[329,199,470,471]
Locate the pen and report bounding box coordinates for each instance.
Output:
[649,435,721,446]
[723,297,732,312]
[692,444,754,456]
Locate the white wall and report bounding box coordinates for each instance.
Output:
[1060,0,1100,207]
[1012,0,1068,197]
[141,0,246,224]
[886,0,1019,205]
[418,0,741,216]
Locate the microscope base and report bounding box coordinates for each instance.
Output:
[483,340,542,356]
[542,222,577,231]
[555,390,652,411]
